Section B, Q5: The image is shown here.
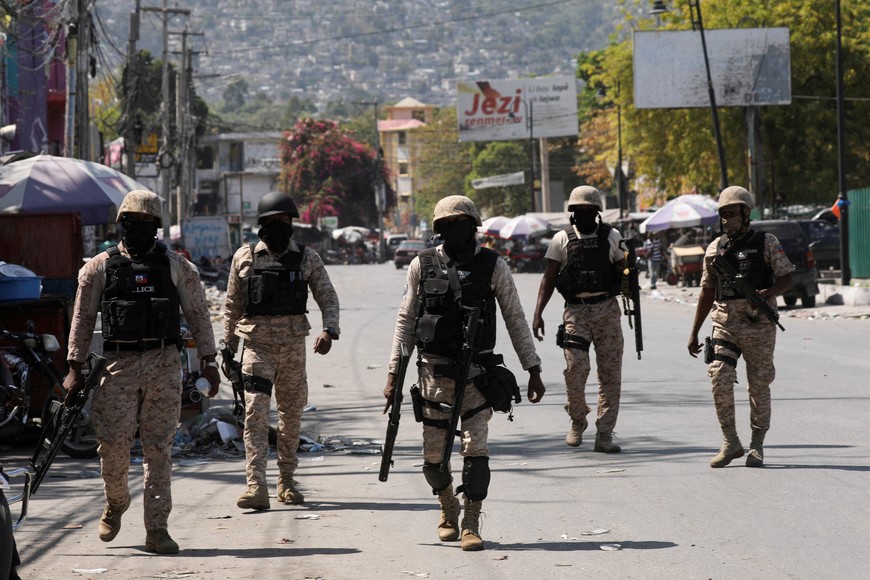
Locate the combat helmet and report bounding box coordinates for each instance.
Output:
[567,185,602,211]
[117,190,163,226]
[432,195,482,231]
[718,186,755,210]
[257,191,299,224]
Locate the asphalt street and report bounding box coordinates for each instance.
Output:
[7,262,870,579]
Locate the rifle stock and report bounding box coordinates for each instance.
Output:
[379,342,410,482]
[30,353,107,494]
[621,238,643,359]
[713,256,785,331]
[219,340,246,423]
[439,307,481,473]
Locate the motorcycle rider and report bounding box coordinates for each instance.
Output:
[63,190,220,554]
[532,186,626,452]
[383,195,545,551]
[222,191,340,511]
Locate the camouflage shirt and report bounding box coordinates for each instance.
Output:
[67,241,217,363]
[388,244,541,374]
[701,231,796,327]
[222,239,340,352]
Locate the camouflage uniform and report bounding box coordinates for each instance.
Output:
[223,239,340,489]
[701,233,795,433]
[388,244,541,471]
[67,241,215,534]
[544,225,625,436]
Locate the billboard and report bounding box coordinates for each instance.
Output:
[456,76,578,142]
[633,28,791,109]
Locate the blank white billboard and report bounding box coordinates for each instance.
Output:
[456,76,579,142]
[633,28,791,109]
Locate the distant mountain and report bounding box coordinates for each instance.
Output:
[94,0,620,111]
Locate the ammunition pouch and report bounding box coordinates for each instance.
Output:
[410,384,424,423]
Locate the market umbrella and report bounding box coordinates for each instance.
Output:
[639,194,719,234]
[479,215,510,235]
[0,154,154,225]
[331,226,370,243]
[498,214,550,239]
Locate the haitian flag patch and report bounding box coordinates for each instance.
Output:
[135,273,149,285]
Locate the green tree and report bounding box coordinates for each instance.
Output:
[279,118,395,227]
[222,78,249,113]
[467,141,529,216]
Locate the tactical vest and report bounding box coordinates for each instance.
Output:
[715,230,774,300]
[100,243,181,343]
[241,243,309,316]
[414,248,498,359]
[555,224,620,298]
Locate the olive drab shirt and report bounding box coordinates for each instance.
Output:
[223,239,340,351]
[388,244,541,374]
[67,242,216,362]
[700,232,796,327]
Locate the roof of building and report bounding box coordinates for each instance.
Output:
[377,119,427,132]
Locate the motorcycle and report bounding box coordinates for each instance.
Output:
[0,322,99,459]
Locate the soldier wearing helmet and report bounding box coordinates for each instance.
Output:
[223,191,340,511]
[688,185,795,468]
[63,189,219,554]
[532,185,626,453]
[383,194,544,551]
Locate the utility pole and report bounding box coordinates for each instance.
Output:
[171,28,202,227]
[143,0,189,237]
[354,100,386,263]
[835,0,851,284]
[123,0,141,179]
[75,0,91,159]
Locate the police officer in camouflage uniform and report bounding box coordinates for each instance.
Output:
[532,186,625,453]
[223,191,340,511]
[384,195,545,552]
[688,186,794,468]
[63,190,220,554]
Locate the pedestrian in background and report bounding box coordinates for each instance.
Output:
[688,186,794,468]
[532,186,625,453]
[223,191,340,511]
[63,190,220,554]
[643,231,664,289]
[383,195,544,551]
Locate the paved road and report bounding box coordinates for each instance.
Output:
[8,263,870,579]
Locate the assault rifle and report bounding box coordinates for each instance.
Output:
[378,342,411,482]
[30,353,107,494]
[439,306,481,473]
[712,255,785,331]
[219,340,246,424]
[620,238,643,359]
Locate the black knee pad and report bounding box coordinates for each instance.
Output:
[422,461,452,494]
[459,456,490,501]
[243,374,273,396]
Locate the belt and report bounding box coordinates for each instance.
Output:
[104,339,166,352]
[565,294,611,305]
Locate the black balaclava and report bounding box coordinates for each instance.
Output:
[438,218,477,264]
[122,219,158,257]
[258,220,294,254]
[720,206,750,240]
[571,208,600,235]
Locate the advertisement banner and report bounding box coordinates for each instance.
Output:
[456,76,578,143]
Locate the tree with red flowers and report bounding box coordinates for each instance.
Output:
[279,118,394,227]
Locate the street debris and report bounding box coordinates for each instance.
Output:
[599,543,622,551]
[294,514,321,520]
[596,468,625,474]
[61,523,83,529]
[278,538,294,544]
[401,572,430,578]
[581,528,611,536]
[71,569,107,575]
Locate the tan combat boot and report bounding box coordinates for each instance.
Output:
[144,528,179,554]
[746,429,765,468]
[460,499,485,551]
[436,487,461,541]
[594,432,621,453]
[98,494,131,542]
[237,484,270,511]
[565,420,585,447]
[710,426,744,468]
[277,476,305,505]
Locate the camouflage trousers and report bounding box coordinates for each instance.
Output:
[241,337,308,486]
[708,321,776,432]
[92,347,181,532]
[561,299,624,434]
[419,361,492,467]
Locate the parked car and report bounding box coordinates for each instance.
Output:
[752,220,819,308]
[797,219,840,271]
[394,239,427,269]
[385,234,408,260]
